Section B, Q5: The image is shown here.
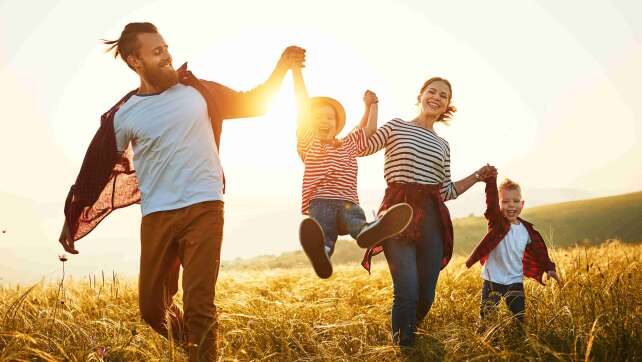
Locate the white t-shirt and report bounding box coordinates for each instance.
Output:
[481,222,530,285]
[114,84,223,216]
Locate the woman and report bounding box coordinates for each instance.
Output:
[359,77,496,347]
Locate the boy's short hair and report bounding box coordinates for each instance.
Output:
[499,178,522,195]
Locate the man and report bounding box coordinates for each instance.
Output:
[58,22,305,360]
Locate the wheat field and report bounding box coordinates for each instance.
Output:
[1,241,640,361]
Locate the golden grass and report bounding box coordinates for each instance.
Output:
[1,241,640,361]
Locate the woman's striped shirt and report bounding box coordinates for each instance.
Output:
[360,118,458,201]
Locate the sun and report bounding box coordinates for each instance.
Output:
[265,79,298,130]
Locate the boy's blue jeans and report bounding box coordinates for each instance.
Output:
[383,197,443,347]
[309,198,367,256]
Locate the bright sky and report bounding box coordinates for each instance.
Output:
[1,0,640,283]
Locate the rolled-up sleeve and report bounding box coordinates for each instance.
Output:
[440,145,458,201]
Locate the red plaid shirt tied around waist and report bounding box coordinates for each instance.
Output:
[361,182,454,273]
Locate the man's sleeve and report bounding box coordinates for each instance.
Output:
[114,116,130,153]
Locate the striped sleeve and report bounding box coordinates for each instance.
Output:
[345,128,368,156]
[296,125,314,160]
[440,143,458,201]
[359,120,394,157]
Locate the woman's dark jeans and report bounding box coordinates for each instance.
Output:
[383,197,443,347]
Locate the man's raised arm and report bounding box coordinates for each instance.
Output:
[203,46,306,120]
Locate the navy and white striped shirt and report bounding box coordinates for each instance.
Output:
[360,118,458,201]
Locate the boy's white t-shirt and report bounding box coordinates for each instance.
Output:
[481,222,530,285]
[114,84,223,216]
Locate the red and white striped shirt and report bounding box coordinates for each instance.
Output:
[297,127,367,215]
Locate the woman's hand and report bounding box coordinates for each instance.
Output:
[361,90,379,137]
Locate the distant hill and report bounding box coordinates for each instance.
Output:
[222,190,642,271]
[452,189,642,252]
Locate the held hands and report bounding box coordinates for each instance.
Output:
[280,46,306,69]
[476,163,498,181]
[546,270,564,287]
[363,90,378,106]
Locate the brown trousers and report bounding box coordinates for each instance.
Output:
[139,200,223,361]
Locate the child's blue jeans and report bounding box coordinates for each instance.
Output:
[480,280,526,322]
[309,198,367,256]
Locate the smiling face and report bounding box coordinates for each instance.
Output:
[418,80,451,120]
[127,32,178,91]
[499,188,525,224]
[312,104,338,141]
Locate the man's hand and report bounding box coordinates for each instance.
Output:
[363,90,378,106]
[547,270,564,287]
[280,46,306,69]
[59,221,79,254]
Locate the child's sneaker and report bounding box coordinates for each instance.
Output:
[299,218,333,279]
[356,203,413,248]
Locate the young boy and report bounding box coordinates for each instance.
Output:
[466,176,563,323]
[292,67,412,279]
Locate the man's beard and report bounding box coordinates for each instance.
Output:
[142,63,179,91]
